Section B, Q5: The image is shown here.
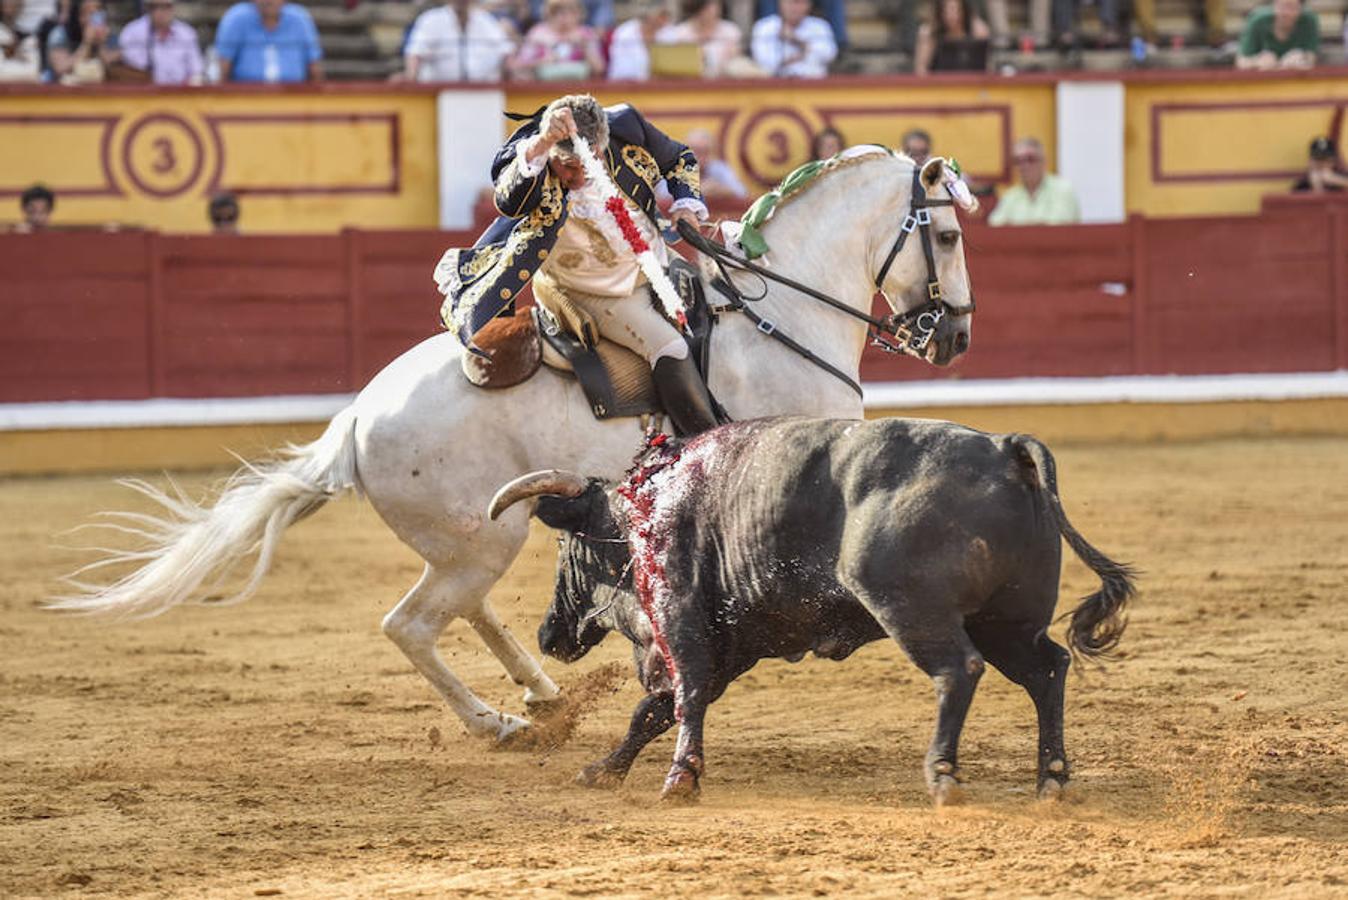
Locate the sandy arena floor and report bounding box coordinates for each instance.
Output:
[2,435,1346,898]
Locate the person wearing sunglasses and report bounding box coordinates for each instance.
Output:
[119,0,204,84]
[988,136,1079,227]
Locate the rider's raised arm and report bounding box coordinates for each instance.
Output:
[610,104,706,215]
[491,122,553,219]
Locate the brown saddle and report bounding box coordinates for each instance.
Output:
[461,306,659,419]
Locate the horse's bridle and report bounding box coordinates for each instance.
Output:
[870,166,976,357]
[677,164,975,397]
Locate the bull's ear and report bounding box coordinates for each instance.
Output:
[920,156,946,190]
[534,488,602,534]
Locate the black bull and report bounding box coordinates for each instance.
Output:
[489,417,1136,805]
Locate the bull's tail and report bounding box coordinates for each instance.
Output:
[49,405,363,620]
[1011,435,1137,661]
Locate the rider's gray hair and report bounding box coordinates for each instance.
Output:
[546,94,609,159]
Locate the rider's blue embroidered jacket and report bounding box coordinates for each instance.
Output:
[436,104,704,349]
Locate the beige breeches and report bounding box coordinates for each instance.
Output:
[536,273,686,365]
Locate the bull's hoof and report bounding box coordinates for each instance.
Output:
[1037,777,1068,802]
[575,763,625,790]
[660,769,701,804]
[930,774,965,807]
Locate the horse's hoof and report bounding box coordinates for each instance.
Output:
[575,764,625,790]
[1037,778,1067,802]
[660,770,700,804]
[930,774,964,808]
[491,714,531,747]
[523,682,561,708]
[524,696,567,719]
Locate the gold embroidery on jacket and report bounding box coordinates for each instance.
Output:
[449,176,565,336]
[622,145,661,187]
[668,155,702,194]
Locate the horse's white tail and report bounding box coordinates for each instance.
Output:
[50,405,362,620]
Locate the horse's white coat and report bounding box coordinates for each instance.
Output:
[54,153,974,740]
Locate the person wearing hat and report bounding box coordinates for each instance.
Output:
[1291,137,1348,193]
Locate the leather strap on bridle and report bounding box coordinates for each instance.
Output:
[673,162,976,392]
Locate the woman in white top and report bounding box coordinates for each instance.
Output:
[656,0,744,78]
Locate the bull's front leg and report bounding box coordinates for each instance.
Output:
[576,690,676,789]
[658,616,716,803]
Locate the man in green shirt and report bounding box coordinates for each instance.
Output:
[1237,0,1319,70]
[987,137,1080,227]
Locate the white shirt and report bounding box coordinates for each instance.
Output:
[606,18,650,81]
[750,14,836,78]
[406,5,513,82]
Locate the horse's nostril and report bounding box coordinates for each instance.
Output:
[954,332,969,353]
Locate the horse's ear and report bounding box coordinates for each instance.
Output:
[920,157,946,190]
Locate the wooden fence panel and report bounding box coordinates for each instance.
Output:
[157,235,350,396]
[0,232,151,401]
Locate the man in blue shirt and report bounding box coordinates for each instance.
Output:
[215,0,323,82]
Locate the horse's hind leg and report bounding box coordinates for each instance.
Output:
[383,562,540,741]
[965,618,1071,800]
[465,598,560,706]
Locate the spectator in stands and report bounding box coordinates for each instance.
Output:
[754,0,845,48]
[18,184,54,232]
[486,0,537,38]
[0,0,40,81]
[685,128,747,197]
[750,0,835,77]
[1291,137,1348,194]
[1045,0,1124,49]
[902,128,932,166]
[527,0,613,30]
[656,0,745,79]
[607,0,671,80]
[810,125,844,160]
[48,0,120,84]
[118,0,204,85]
[914,0,990,74]
[1133,0,1225,48]
[209,192,241,233]
[214,0,323,83]
[510,0,604,80]
[988,137,1079,226]
[404,0,513,81]
[1236,0,1318,70]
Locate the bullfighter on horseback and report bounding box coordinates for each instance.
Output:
[435,93,720,435]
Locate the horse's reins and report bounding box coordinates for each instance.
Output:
[676,165,975,396]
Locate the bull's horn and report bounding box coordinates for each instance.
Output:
[488,469,589,520]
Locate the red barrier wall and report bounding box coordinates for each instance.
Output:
[3,208,1347,404]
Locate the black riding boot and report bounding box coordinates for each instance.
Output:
[652,355,719,436]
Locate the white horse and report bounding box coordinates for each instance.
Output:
[54,151,975,741]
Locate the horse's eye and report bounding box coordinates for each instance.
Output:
[939,230,961,248]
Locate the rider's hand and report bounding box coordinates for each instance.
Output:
[527,108,579,164]
[669,207,701,235]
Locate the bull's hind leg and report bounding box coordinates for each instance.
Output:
[841,577,984,806]
[965,620,1072,800]
[577,690,676,789]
